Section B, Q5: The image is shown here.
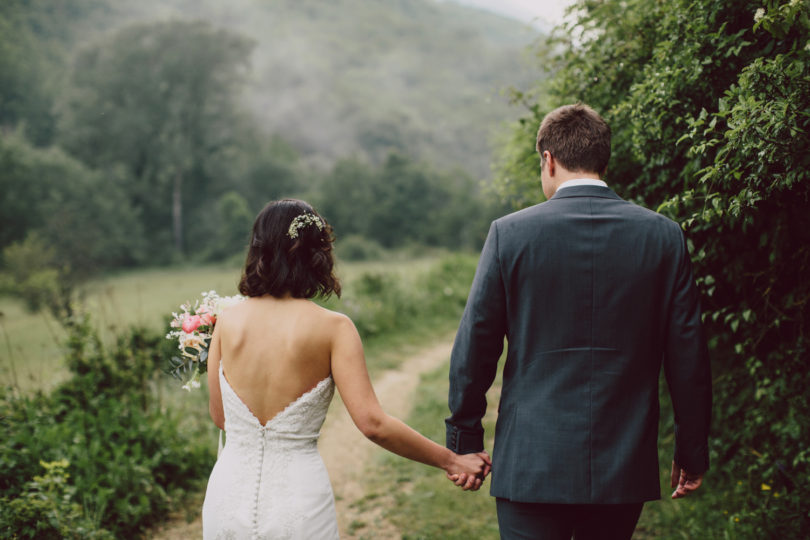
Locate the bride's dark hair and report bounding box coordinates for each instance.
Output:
[238,199,341,299]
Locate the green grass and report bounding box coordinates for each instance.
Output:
[0,263,243,391]
[0,253,460,391]
[359,360,501,540]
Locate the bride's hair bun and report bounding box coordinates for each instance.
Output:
[239,199,341,299]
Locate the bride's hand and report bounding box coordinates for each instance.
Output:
[445,451,491,491]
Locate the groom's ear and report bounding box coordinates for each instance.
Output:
[543,151,555,176]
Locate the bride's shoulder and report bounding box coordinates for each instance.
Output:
[310,302,351,323]
[215,297,249,320]
[309,303,357,332]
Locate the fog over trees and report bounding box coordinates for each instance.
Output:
[1,0,534,301]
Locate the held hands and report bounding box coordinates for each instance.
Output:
[671,460,704,499]
[445,451,492,491]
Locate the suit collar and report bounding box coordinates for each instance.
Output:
[549,185,623,201]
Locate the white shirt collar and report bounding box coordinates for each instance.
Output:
[556,178,608,191]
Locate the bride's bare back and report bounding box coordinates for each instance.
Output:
[212,295,339,425]
[201,199,487,539]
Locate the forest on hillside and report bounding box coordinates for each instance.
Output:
[1,0,534,309]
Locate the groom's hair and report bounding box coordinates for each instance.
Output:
[536,103,611,175]
[239,199,341,299]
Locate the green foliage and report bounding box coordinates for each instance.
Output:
[58,20,255,258]
[0,0,528,276]
[0,132,143,269]
[0,459,112,539]
[0,233,59,312]
[0,0,114,145]
[0,2,60,145]
[2,0,537,178]
[0,132,144,313]
[336,234,386,261]
[0,317,215,538]
[328,254,477,342]
[227,134,303,215]
[203,191,254,261]
[317,154,505,251]
[495,0,810,535]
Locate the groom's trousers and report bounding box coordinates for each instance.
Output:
[495,499,643,540]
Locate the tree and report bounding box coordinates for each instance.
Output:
[0,0,113,146]
[0,131,143,313]
[316,154,499,250]
[494,0,810,536]
[206,191,254,261]
[58,20,254,257]
[316,157,378,242]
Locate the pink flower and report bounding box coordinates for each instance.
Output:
[182,314,202,334]
[197,306,216,326]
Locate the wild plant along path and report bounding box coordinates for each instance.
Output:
[153,335,455,539]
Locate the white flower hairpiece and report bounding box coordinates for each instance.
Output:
[287,213,324,239]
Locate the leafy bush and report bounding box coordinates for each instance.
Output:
[0,233,61,312]
[0,317,215,538]
[332,254,477,340]
[316,154,501,252]
[336,234,386,261]
[495,0,810,535]
[0,459,112,540]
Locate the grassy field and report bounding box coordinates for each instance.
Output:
[366,361,502,539]
[0,255,448,392]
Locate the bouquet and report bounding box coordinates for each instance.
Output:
[166,290,244,390]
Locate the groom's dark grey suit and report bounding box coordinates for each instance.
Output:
[446,184,711,505]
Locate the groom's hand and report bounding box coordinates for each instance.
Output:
[670,460,704,499]
[478,450,492,478]
[446,451,491,491]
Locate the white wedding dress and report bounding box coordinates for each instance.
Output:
[202,365,339,539]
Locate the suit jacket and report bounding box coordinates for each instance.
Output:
[446,185,711,504]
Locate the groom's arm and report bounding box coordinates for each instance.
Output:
[663,228,712,477]
[446,221,507,454]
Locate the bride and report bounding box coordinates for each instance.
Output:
[201,199,490,539]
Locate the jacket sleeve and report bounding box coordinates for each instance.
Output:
[446,221,507,454]
[663,228,712,474]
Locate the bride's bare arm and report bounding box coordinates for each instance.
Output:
[207,323,225,430]
[330,314,488,488]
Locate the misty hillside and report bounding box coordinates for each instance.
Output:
[10,0,539,177]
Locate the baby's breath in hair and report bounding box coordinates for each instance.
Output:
[287,213,324,239]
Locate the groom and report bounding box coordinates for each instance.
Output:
[445,104,711,539]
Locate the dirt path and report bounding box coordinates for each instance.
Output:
[152,334,455,539]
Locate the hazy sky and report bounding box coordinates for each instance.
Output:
[447,0,577,29]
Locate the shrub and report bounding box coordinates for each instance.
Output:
[332,254,477,340]
[0,317,215,538]
[0,459,112,539]
[336,234,386,261]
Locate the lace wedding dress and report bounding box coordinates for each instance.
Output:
[202,365,339,539]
